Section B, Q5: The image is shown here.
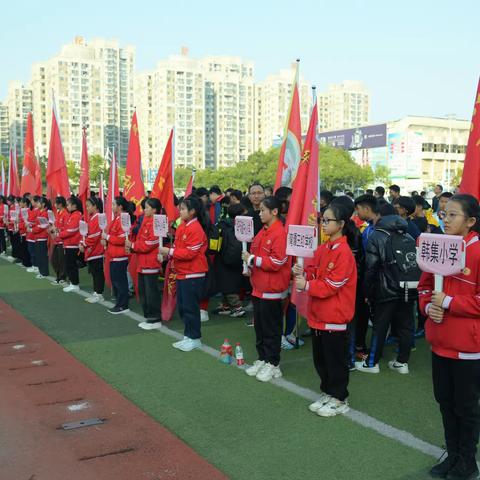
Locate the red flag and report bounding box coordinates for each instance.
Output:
[99,173,104,205]
[46,99,70,199]
[274,61,302,192]
[185,169,195,197]
[34,150,42,195]
[20,113,38,196]
[7,147,20,197]
[124,112,145,214]
[161,259,177,321]
[151,129,178,221]
[105,149,120,226]
[79,128,90,218]
[459,78,480,199]
[288,92,319,317]
[0,161,5,196]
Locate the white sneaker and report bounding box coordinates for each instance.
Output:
[256,363,282,382]
[138,321,161,330]
[26,267,36,273]
[245,360,265,377]
[244,301,254,312]
[59,280,67,286]
[36,274,46,279]
[355,361,380,374]
[309,393,332,412]
[34,267,39,273]
[63,284,80,293]
[177,338,202,352]
[200,310,209,322]
[172,337,188,349]
[316,398,350,417]
[85,293,103,303]
[388,360,409,374]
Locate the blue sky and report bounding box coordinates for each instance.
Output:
[1,0,478,123]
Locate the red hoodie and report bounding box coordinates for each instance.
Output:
[82,213,104,261]
[248,219,291,300]
[304,236,357,331]
[131,216,161,274]
[59,210,82,249]
[418,231,480,360]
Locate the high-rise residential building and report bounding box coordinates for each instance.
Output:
[202,56,255,168]
[254,67,311,152]
[5,81,33,156]
[31,36,135,165]
[0,103,9,158]
[318,80,369,131]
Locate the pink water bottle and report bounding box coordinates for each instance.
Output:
[235,342,245,366]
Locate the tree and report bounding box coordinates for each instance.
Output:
[373,165,391,186]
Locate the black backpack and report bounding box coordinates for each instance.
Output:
[378,229,422,301]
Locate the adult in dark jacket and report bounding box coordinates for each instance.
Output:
[212,204,247,317]
[356,214,415,374]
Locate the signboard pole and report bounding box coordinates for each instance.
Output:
[242,241,248,275]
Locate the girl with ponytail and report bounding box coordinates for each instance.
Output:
[294,202,357,417]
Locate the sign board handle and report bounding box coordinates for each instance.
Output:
[296,257,304,292]
[242,241,248,275]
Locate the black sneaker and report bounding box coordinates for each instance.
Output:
[108,306,130,315]
[446,455,479,480]
[429,453,457,478]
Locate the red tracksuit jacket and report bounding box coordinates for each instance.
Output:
[418,231,480,360]
[131,216,161,274]
[82,213,104,261]
[304,236,357,331]
[54,209,68,246]
[169,217,208,280]
[26,208,38,243]
[59,210,82,249]
[106,215,129,261]
[32,210,49,242]
[0,204,5,230]
[249,219,291,300]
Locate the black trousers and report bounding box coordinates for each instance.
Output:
[50,245,66,281]
[432,353,480,458]
[20,236,31,267]
[312,329,350,401]
[138,273,161,320]
[64,248,79,285]
[110,260,129,309]
[34,241,49,276]
[10,232,21,258]
[88,258,105,294]
[0,228,6,253]
[27,241,36,266]
[367,299,414,366]
[177,277,205,339]
[252,297,283,366]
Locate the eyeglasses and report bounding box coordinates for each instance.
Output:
[321,218,338,225]
[438,211,467,221]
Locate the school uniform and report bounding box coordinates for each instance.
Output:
[247,219,291,367]
[168,218,208,340]
[304,236,357,401]
[418,231,480,464]
[106,215,130,309]
[51,209,68,282]
[18,212,31,267]
[130,216,161,320]
[82,213,105,295]
[0,204,6,254]
[59,210,82,285]
[26,208,39,267]
[31,209,50,276]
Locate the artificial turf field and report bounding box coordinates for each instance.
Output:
[0,256,474,480]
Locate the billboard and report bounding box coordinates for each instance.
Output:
[387,132,422,179]
[318,124,387,150]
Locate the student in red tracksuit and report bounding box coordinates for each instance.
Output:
[294,203,358,417]
[59,196,82,292]
[50,196,68,286]
[159,195,209,352]
[242,196,291,383]
[18,197,32,267]
[126,197,162,330]
[102,196,133,315]
[418,194,480,480]
[26,196,40,273]
[0,196,6,255]
[80,197,105,303]
[31,197,51,278]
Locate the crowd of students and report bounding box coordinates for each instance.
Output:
[0,181,478,480]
